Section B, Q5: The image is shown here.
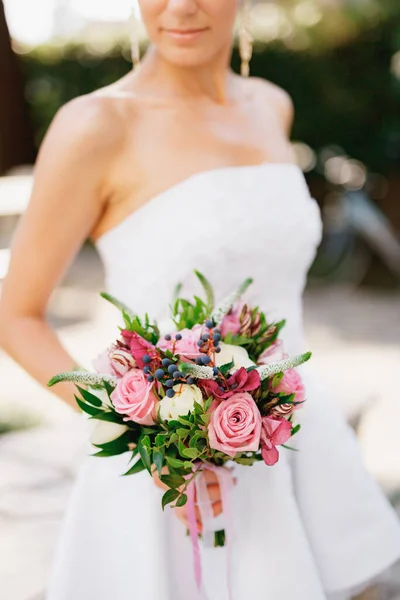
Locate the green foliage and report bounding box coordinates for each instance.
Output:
[120,311,160,344]
[172,295,209,331]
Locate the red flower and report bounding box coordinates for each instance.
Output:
[121,330,157,369]
[201,367,261,400]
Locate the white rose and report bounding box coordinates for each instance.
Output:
[159,384,203,421]
[215,342,255,371]
[89,420,129,445]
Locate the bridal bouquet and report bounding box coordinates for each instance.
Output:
[49,271,310,549]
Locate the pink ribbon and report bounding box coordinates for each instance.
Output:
[186,464,234,600]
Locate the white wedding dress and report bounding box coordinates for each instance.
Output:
[47,163,400,600]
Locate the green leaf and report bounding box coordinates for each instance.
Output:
[93,431,131,455]
[200,414,210,425]
[219,360,235,376]
[155,433,167,447]
[92,450,116,457]
[103,380,115,399]
[153,449,165,476]
[271,372,284,388]
[177,415,192,426]
[161,474,185,488]
[123,458,146,476]
[181,447,199,459]
[100,292,135,318]
[75,396,103,417]
[162,488,180,510]
[175,493,188,508]
[122,310,132,330]
[291,424,301,436]
[166,456,186,469]
[76,385,103,407]
[281,444,299,452]
[176,428,191,438]
[194,270,215,312]
[138,437,152,474]
[89,411,123,424]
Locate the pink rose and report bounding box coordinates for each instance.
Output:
[111,369,158,425]
[121,331,156,369]
[220,302,244,337]
[271,368,306,405]
[201,367,261,400]
[257,340,287,365]
[261,417,292,466]
[208,392,262,457]
[157,325,202,360]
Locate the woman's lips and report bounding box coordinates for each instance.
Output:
[162,28,208,43]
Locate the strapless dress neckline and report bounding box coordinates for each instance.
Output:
[94,162,302,246]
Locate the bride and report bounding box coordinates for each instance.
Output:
[1,1,399,599]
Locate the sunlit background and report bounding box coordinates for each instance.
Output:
[0,1,400,599]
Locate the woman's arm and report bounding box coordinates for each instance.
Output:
[0,95,123,409]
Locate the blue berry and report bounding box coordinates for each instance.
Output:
[165,379,174,388]
[147,375,155,382]
[205,319,214,329]
[143,366,151,374]
[201,333,210,341]
[166,388,176,398]
[197,339,204,347]
[175,333,182,341]
[214,328,221,334]
[195,356,203,365]
[212,367,219,376]
[201,355,211,365]
[187,377,195,385]
[215,347,222,353]
[173,371,181,379]
[168,364,177,374]
[213,333,221,342]
[164,334,172,341]
[162,358,171,367]
[142,354,151,364]
[155,369,165,380]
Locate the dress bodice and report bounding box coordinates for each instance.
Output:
[94,163,322,355]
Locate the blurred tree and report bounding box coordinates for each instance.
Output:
[0,0,35,174]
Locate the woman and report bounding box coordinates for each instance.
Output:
[0,1,399,599]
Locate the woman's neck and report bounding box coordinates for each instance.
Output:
[135,45,236,105]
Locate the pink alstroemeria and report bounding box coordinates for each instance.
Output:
[200,367,261,400]
[260,417,292,466]
[121,330,156,369]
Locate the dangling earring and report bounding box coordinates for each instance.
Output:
[130,8,141,70]
[239,0,253,77]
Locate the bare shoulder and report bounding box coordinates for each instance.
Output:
[41,91,126,161]
[249,77,294,135]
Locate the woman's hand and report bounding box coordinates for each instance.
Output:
[153,467,233,532]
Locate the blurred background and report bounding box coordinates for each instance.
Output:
[0,1,399,599]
